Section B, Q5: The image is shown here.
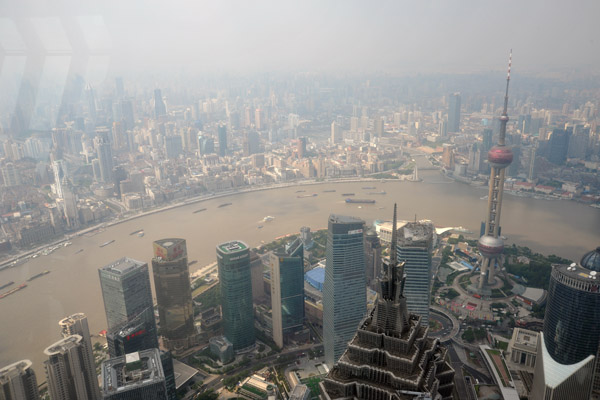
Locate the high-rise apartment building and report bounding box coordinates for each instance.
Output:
[217,241,255,352]
[448,93,461,133]
[323,215,366,367]
[101,349,168,400]
[269,238,305,348]
[396,222,434,326]
[152,239,196,351]
[331,121,341,144]
[547,128,570,165]
[0,360,40,400]
[58,313,101,400]
[44,335,100,400]
[99,258,155,333]
[218,125,228,156]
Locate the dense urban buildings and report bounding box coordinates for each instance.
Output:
[44,335,100,400]
[101,349,168,400]
[217,240,256,352]
[0,360,40,400]
[152,238,196,351]
[269,237,305,348]
[396,221,435,326]
[320,205,455,399]
[323,214,366,367]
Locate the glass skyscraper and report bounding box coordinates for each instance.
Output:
[270,238,305,348]
[99,257,155,331]
[152,238,195,351]
[323,215,366,367]
[217,240,255,352]
[448,92,461,133]
[396,221,434,326]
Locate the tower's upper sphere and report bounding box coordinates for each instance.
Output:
[580,247,600,272]
[478,235,504,257]
[488,145,513,168]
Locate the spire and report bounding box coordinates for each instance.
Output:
[499,49,512,145]
[390,203,398,266]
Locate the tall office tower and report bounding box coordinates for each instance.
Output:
[474,53,514,295]
[323,215,366,367]
[374,117,384,137]
[530,247,600,399]
[217,241,256,352]
[438,117,448,138]
[296,137,307,158]
[58,314,101,400]
[96,139,114,183]
[269,238,305,348]
[52,160,67,199]
[320,204,455,400]
[364,229,382,289]
[482,128,493,153]
[85,83,97,122]
[164,136,183,159]
[152,239,196,351]
[44,335,100,400]
[101,349,168,400]
[198,135,215,156]
[448,92,461,132]
[243,131,260,156]
[255,108,263,130]
[350,116,359,132]
[547,128,570,165]
[218,125,227,156]
[331,121,342,144]
[154,89,166,118]
[441,144,455,169]
[99,257,155,333]
[0,360,40,400]
[396,221,434,326]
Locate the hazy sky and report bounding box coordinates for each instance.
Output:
[1,0,600,76]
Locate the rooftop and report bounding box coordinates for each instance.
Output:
[217,240,248,254]
[328,214,364,224]
[101,257,146,275]
[0,360,33,382]
[102,349,164,393]
[44,335,82,356]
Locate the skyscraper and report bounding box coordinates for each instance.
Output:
[44,335,100,400]
[474,53,514,295]
[530,247,600,399]
[270,238,305,348]
[364,229,382,289]
[218,125,227,156]
[96,138,114,183]
[58,313,101,400]
[217,241,256,352]
[0,360,40,400]
[331,121,341,144]
[152,239,196,351]
[320,204,455,400]
[164,136,183,159]
[154,89,166,118]
[547,128,570,165]
[448,92,461,132]
[99,258,155,333]
[101,349,168,400]
[323,215,366,367]
[396,221,434,326]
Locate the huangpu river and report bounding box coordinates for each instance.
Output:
[0,157,598,377]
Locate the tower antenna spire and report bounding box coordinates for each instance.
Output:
[390,203,398,266]
[499,49,512,145]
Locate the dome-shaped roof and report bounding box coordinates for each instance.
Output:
[580,247,600,272]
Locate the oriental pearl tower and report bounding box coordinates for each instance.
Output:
[476,52,513,293]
